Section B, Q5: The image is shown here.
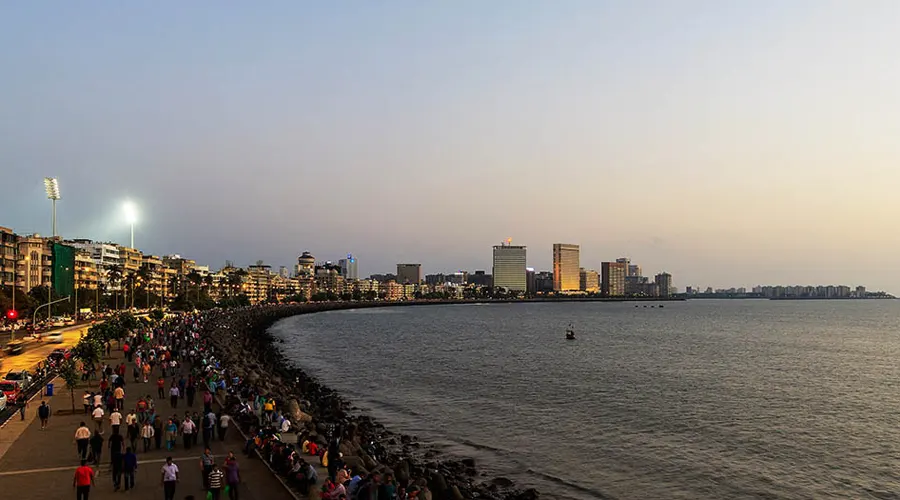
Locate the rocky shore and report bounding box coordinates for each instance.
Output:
[200,302,540,500]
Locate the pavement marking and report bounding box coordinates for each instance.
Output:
[0,454,225,476]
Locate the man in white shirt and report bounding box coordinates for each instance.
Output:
[75,422,92,460]
[181,417,195,450]
[218,414,231,441]
[160,456,179,500]
[92,406,105,430]
[110,409,122,435]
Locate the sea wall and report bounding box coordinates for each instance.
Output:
[200,301,540,500]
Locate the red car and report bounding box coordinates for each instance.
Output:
[0,380,22,405]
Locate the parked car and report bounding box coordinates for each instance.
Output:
[4,370,34,391]
[47,333,64,344]
[0,380,22,405]
[0,391,6,412]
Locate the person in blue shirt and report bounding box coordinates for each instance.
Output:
[123,447,138,491]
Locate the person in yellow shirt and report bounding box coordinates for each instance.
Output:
[263,400,275,422]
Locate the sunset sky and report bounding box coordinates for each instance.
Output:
[2,1,899,291]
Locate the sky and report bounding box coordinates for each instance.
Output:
[2,1,900,292]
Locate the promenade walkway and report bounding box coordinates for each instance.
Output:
[0,344,296,500]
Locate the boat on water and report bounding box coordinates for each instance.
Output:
[565,323,576,340]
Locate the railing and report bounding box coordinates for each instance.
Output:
[0,358,59,426]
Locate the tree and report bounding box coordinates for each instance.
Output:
[186,270,203,302]
[137,264,153,309]
[59,359,81,413]
[73,334,104,366]
[107,265,124,310]
[150,309,165,322]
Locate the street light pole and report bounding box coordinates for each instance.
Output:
[44,178,60,238]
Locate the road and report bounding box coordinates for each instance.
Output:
[0,323,92,373]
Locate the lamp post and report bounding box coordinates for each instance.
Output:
[123,201,137,250]
[44,177,60,238]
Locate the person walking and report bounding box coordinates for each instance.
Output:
[203,411,216,450]
[123,447,137,491]
[38,401,51,429]
[17,397,27,420]
[165,418,178,451]
[186,381,196,407]
[73,459,95,500]
[91,405,104,431]
[200,448,215,490]
[75,422,91,460]
[126,412,140,451]
[157,376,166,399]
[109,408,122,435]
[114,385,125,411]
[181,416,196,450]
[218,413,231,441]
[161,456,179,500]
[169,384,180,408]
[141,420,155,453]
[109,430,125,491]
[207,463,225,500]
[89,430,104,465]
[153,413,164,450]
[224,452,241,500]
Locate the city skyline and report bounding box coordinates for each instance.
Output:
[3,3,900,291]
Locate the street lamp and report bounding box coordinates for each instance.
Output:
[44,177,60,238]
[123,201,138,249]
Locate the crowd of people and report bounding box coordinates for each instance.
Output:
[71,312,243,500]
[69,307,439,500]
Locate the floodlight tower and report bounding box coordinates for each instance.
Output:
[44,177,60,237]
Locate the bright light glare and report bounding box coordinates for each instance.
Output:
[123,201,138,224]
[44,177,60,200]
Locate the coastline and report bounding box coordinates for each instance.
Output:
[202,301,544,500]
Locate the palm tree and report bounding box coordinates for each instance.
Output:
[203,274,214,301]
[227,270,246,298]
[124,271,138,309]
[106,265,124,310]
[168,275,180,302]
[186,270,202,302]
[137,264,153,309]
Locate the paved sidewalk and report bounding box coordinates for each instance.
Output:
[0,346,295,500]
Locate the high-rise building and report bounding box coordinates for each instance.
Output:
[397,263,422,285]
[616,257,641,278]
[492,241,526,292]
[655,272,672,298]
[526,268,536,295]
[0,226,18,289]
[296,252,315,278]
[552,244,580,292]
[339,254,358,281]
[601,261,626,296]
[534,271,554,293]
[579,268,599,292]
[17,235,52,292]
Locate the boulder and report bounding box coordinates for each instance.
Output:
[491,477,514,488]
[428,471,448,499]
[285,399,313,424]
[461,457,476,468]
[450,486,465,500]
